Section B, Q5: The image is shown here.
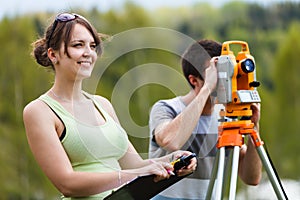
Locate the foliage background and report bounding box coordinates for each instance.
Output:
[0,1,300,199]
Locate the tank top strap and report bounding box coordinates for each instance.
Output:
[81,91,112,121]
[39,92,113,124]
[38,94,70,119]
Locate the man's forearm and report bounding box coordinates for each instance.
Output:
[155,86,211,151]
[240,135,262,185]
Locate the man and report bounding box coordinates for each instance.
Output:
[149,39,262,200]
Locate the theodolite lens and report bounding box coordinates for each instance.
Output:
[240,59,255,73]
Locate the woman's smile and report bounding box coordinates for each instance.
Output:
[77,60,92,67]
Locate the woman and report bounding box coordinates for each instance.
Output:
[23,13,197,199]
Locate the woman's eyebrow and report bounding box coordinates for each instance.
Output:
[70,39,96,43]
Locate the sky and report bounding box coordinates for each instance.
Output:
[0,0,291,19]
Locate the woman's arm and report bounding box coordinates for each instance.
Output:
[119,143,197,178]
[23,99,182,197]
[23,100,130,197]
[95,95,197,177]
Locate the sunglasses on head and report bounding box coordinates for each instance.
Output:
[47,13,86,48]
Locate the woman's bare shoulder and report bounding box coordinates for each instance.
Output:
[23,98,52,124]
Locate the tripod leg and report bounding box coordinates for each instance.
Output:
[205,148,220,200]
[228,146,240,200]
[256,146,287,200]
[215,147,226,200]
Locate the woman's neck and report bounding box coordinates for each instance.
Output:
[50,80,86,102]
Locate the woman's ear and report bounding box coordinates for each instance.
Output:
[47,48,58,65]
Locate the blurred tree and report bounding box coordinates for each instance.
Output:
[0,16,58,198]
[271,21,300,178]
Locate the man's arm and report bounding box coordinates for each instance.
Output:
[238,103,262,185]
[153,85,211,151]
[152,58,218,151]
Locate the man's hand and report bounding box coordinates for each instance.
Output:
[204,57,218,93]
[250,103,260,129]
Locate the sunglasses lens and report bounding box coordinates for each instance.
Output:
[48,13,82,48]
[56,13,76,22]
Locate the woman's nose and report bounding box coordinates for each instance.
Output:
[83,45,92,56]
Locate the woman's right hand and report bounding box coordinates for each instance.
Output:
[135,160,174,182]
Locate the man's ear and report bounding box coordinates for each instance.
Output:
[188,75,203,88]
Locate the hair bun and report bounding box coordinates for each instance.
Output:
[32,38,53,68]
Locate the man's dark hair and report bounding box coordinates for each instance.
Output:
[181,39,222,88]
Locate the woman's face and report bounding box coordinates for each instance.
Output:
[57,23,98,80]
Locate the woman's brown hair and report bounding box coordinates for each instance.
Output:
[32,14,102,70]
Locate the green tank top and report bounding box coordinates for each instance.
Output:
[39,93,129,199]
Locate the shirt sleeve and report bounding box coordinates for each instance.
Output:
[149,100,177,139]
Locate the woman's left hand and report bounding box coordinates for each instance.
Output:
[171,151,197,177]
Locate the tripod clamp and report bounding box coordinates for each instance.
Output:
[217,120,263,149]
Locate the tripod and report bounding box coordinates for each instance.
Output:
[205,118,287,200]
